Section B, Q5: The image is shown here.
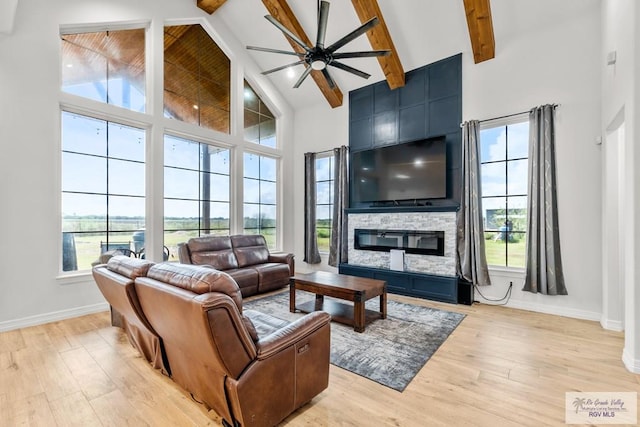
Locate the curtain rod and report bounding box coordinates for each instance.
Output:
[306,147,349,156]
[461,104,559,127]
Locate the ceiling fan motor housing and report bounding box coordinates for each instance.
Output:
[307,48,331,70]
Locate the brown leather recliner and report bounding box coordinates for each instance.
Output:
[178,234,294,298]
[92,256,170,376]
[134,263,331,427]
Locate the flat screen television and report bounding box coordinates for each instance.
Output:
[350,136,447,204]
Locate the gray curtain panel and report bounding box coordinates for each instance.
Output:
[456,120,492,286]
[329,146,349,267]
[523,105,567,295]
[303,152,321,264]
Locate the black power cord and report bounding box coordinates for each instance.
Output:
[474,281,513,306]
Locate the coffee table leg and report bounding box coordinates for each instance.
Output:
[354,293,365,333]
[314,294,324,311]
[289,279,296,313]
[380,291,387,319]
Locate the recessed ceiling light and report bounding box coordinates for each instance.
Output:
[193,104,199,110]
[286,68,295,79]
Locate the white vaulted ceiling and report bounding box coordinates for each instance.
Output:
[215,0,600,110]
[3,0,600,110]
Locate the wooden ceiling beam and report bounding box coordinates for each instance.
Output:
[196,0,227,14]
[463,0,495,64]
[350,0,404,89]
[261,0,343,108]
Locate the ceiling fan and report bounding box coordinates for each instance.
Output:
[247,0,390,89]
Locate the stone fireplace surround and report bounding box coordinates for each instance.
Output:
[347,210,457,277]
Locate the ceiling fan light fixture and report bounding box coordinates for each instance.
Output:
[248,0,387,90]
[311,59,326,70]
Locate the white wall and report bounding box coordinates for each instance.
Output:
[463,4,603,320]
[292,104,349,272]
[601,0,640,372]
[293,3,604,321]
[0,0,293,330]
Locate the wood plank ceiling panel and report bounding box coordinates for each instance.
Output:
[196,0,227,14]
[463,0,495,63]
[262,0,343,108]
[350,0,404,89]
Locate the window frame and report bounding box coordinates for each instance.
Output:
[60,109,149,273]
[479,115,529,270]
[242,151,279,250]
[315,153,334,254]
[57,18,285,278]
[163,133,232,260]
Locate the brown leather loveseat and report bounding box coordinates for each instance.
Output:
[92,256,331,427]
[178,234,293,297]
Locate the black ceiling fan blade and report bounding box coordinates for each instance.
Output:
[321,68,336,89]
[264,15,311,52]
[332,50,391,59]
[261,60,305,75]
[316,0,330,49]
[293,66,313,88]
[329,61,371,79]
[326,17,379,53]
[247,46,305,57]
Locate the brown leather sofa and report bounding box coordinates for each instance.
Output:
[177,234,294,297]
[93,256,331,427]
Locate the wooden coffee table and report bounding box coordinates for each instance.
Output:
[289,271,387,333]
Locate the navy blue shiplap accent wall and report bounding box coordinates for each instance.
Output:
[348,53,462,210]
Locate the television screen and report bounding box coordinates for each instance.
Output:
[351,137,447,204]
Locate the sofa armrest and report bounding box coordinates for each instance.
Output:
[256,311,330,360]
[177,243,192,264]
[268,252,295,275]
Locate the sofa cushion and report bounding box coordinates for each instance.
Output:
[186,235,239,270]
[234,246,270,267]
[106,255,154,280]
[225,268,259,297]
[147,263,242,309]
[231,235,270,267]
[188,235,233,252]
[191,249,238,270]
[230,234,267,248]
[253,263,292,292]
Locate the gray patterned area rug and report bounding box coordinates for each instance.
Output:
[244,291,465,392]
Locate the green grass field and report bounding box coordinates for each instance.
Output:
[484,238,526,268]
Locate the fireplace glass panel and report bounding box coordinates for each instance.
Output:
[354,229,445,256]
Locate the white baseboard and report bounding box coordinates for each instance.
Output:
[0,302,109,333]
[622,348,640,374]
[600,317,624,331]
[481,298,602,322]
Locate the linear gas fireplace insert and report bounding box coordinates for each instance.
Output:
[354,229,445,256]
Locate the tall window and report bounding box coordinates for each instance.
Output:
[243,153,277,248]
[164,135,230,259]
[480,121,529,268]
[61,28,146,112]
[164,24,230,133]
[61,112,145,272]
[244,80,276,148]
[60,23,281,273]
[315,155,334,253]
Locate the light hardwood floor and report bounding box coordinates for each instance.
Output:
[1,293,639,426]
